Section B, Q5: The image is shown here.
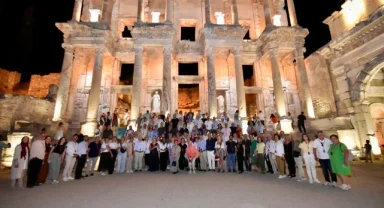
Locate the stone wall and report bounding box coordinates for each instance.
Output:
[28,73,60,98]
[0,94,55,132]
[0,68,21,94]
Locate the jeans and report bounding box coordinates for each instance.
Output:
[244,154,251,171]
[86,157,99,175]
[117,152,127,173]
[298,122,306,133]
[319,159,337,182]
[207,150,215,170]
[227,153,236,170]
[294,156,305,179]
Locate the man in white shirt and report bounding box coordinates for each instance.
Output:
[266,135,277,174]
[140,124,148,139]
[313,131,337,186]
[205,118,213,132]
[274,136,285,179]
[221,123,231,142]
[27,135,45,188]
[75,136,89,179]
[124,109,130,126]
[63,135,78,181]
[134,138,146,172]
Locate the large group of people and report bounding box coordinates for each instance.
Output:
[8,109,353,191]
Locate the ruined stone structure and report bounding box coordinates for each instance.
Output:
[305,0,384,155]
[53,0,313,137]
[51,0,383,155]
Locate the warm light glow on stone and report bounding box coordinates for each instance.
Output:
[280,119,293,133]
[89,9,101,22]
[215,12,225,25]
[370,136,382,155]
[337,130,359,149]
[1,132,32,168]
[273,15,281,26]
[342,0,365,27]
[151,12,160,23]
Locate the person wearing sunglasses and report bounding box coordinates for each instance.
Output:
[313,131,337,187]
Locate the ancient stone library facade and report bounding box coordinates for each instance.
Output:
[9,0,380,154]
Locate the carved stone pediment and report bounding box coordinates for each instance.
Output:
[132,22,176,40]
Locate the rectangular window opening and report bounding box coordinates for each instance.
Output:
[120,64,134,85]
[243,65,254,86]
[181,27,196,41]
[122,26,133,38]
[178,63,199,76]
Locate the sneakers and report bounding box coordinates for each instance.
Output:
[314,179,321,184]
[341,184,351,191]
[101,172,107,176]
[278,175,286,179]
[63,177,68,182]
[193,170,196,174]
[323,182,329,186]
[52,180,59,184]
[309,180,313,184]
[332,181,337,187]
[67,177,74,180]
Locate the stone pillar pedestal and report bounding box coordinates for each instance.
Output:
[233,48,247,119]
[72,0,83,21]
[280,118,293,133]
[81,48,104,136]
[231,0,239,24]
[137,0,143,22]
[130,46,144,129]
[269,49,287,117]
[205,0,212,25]
[287,0,298,26]
[161,47,172,115]
[207,47,218,118]
[295,47,315,118]
[53,46,74,121]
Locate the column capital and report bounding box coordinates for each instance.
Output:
[163,45,172,53]
[231,47,243,56]
[206,46,215,55]
[268,48,279,57]
[134,45,144,53]
[62,44,74,53]
[95,47,106,54]
[294,46,306,58]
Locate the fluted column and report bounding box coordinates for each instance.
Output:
[130,46,144,126]
[207,47,218,118]
[166,0,173,22]
[231,0,239,24]
[72,0,83,21]
[205,0,212,25]
[287,0,298,26]
[137,0,143,22]
[53,46,74,121]
[295,47,315,118]
[81,48,104,136]
[269,48,286,117]
[161,46,172,114]
[233,48,246,118]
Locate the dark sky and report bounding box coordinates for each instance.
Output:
[0,0,344,81]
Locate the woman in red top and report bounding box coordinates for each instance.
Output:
[185,140,199,174]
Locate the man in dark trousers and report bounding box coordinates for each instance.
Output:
[297,112,307,133]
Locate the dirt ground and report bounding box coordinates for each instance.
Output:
[0,161,383,208]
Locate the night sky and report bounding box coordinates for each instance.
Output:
[0,0,345,81]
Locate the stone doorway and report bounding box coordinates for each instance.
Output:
[246,93,258,118]
[178,84,199,112]
[115,92,132,126]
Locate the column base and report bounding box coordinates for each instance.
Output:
[81,121,98,137]
[280,119,294,134]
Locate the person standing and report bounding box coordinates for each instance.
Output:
[62,135,78,181]
[255,136,266,173]
[226,136,237,172]
[75,136,88,179]
[108,137,118,174]
[158,138,168,171]
[11,136,29,188]
[250,135,258,168]
[236,137,245,174]
[125,136,134,173]
[171,139,181,174]
[134,136,146,172]
[148,138,160,172]
[98,138,111,176]
[197,135,207,171]
[186,140,199,174]
[266,135,277,174]
[297,112,307,133]
[179,139,188,170]
[292,134,306,181]
[284,136,296,178]
[116,137,128,174]
[37,136,53,184]
[364,140,373,163]
[244,135,252,172]
[206,133,216,171]
[258,111,265,126]
[329,135,352,190]
[313,131,337,186]
[300,134,320,184]
[27,134,46,188]
[86,137,101,176]
[49,137,66,184]
[274,134,285,179]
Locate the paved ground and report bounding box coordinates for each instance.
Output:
[0,161,383,208]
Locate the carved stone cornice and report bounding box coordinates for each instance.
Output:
[132,22,176,40]
[200,24,248,41]
[328,8,384,57]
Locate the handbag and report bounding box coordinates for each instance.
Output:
[120,148,126,153]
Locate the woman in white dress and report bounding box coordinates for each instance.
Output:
[11,136,30,188]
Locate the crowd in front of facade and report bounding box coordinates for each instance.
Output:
[8,110,353,191]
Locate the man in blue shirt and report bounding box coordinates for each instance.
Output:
[197,134,207,171]
[206,132,217,171]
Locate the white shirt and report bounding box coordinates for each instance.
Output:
[215,141,225,150]
[77,141,88,155]
[145,142,150,154]
[158,142,167,152]
[101,143,109,153]
[134,140,146,152]
[313,138,332,159]
[259,112,265,120]
[141,128,148,139]
[109,142,118,150]
[256,124,264,134]
[275,140,285,157]
[221,128,231,141]
[187,122,195,134]
[30,140,45,160]
[66,141,78,157]
[194,119,203,129]
[205,120,213,130]
[266,140,275,154]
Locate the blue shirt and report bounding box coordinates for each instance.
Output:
[116,128,126,139]
[197,139,206,151]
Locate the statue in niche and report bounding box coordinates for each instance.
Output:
[217,95,225,113]
[152,91,161,113]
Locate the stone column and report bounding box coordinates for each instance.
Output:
[72,0,83,21]
[53,46,74,121]
[207,47,218,118]
[269,48,286,117]
[204,0,212,25]
[137,0,143,22]
[295,46,315,118]
[166,0,173,23]
[233,47,247,134]
[81,48,104,136]
[130,46,144,127]
[231,0,239,24]
[161,46,172,114]
[287,0,298,26]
